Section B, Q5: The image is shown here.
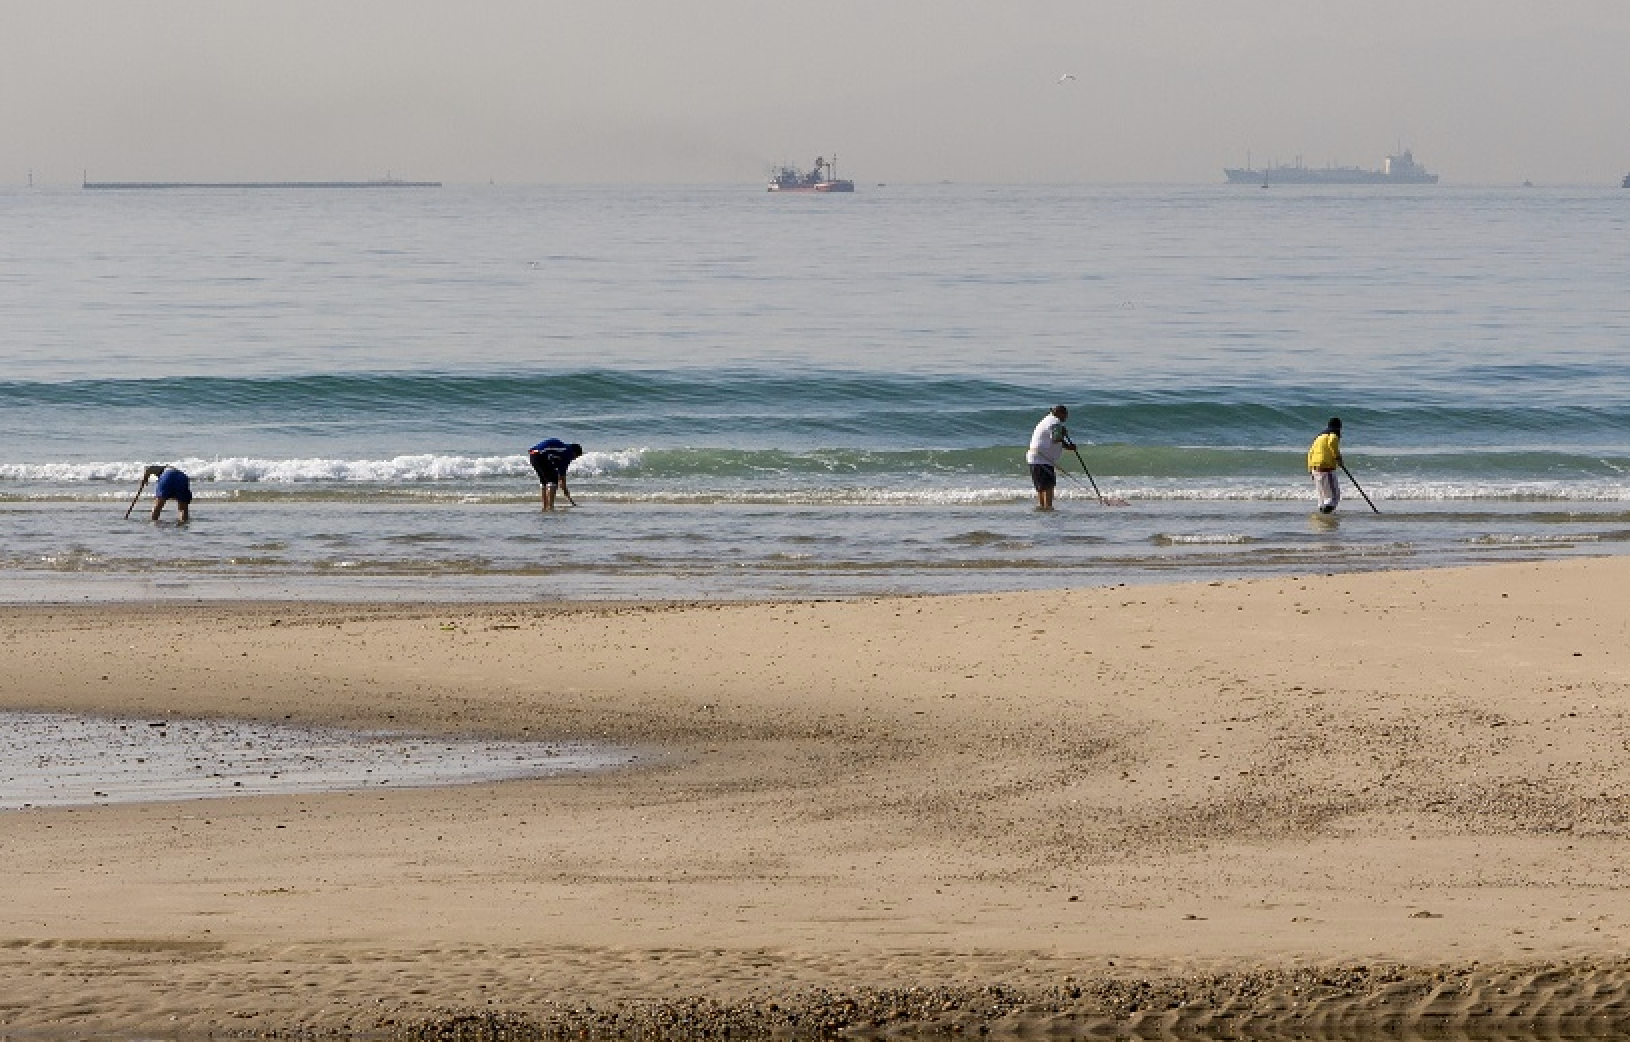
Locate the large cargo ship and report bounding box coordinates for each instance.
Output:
[1225,149,1438,185]
[767,155,854,193]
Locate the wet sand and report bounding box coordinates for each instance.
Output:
[2,559,1629,1037]
[0,711,632,810]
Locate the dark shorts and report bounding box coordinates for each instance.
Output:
[154,471,192,503]
[529,453,561,486]
[1029,463,1056,491]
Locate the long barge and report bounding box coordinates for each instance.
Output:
[1225,149,1437,185]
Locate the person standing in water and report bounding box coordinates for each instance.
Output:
[1025,405,1076,511]
[1307,417,1344,514]
[142,464,193,523]
[527,438,583,511]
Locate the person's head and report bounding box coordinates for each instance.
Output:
[143,464,167,479]
[1051,405,1069,421]
[567,443,584,460]
[1325,417,1342,434]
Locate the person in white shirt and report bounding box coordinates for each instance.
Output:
[1025,405,1076,511]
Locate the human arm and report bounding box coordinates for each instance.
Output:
[546,451,579,506]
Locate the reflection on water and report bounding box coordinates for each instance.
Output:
[0,711,635,809]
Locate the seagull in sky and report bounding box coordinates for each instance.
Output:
[1057,73,1076,83]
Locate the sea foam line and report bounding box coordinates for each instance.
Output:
[0,450,644,484]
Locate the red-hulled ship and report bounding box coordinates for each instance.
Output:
[767,155,854,193]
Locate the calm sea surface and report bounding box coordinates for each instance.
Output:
[2,182,1628,601]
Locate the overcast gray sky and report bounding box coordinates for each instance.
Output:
[5,1,1628,186]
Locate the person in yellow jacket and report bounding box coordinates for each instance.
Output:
[1307,417,1344,513]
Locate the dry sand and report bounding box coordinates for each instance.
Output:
[2,557,1630,1037]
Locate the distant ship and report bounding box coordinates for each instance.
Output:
[1623,171,1630,189]
[767,155,854,193]
[1225,150,1438,185]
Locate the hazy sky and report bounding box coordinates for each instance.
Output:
[5,1,1628,185]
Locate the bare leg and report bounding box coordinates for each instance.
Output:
[177,502,190,524]
[543,483,557,511]
[150,497,167,521]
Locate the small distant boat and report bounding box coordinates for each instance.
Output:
[767,155,854,193]
[1622,172,1630,189]
[1225,149,1438,185]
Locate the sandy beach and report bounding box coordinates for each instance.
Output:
[3,557,1630,1037]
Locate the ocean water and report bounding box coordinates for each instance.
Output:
[2,182,1628,601]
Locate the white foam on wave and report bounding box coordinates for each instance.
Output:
[1468,533,1602,545]
[607,486,1025,507]
[1110,482,1630,503]
[1151,533,1253,546]
[1384,482,1630,502]
[1111,485,1308,502]
[5,459,1630,505]
[0,450,648,485]
[0,461,140,483]
[569,448,643,477]
[197,455,522,482]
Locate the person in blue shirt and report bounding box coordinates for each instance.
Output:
[527,439,584,511]
[142,464,192,523]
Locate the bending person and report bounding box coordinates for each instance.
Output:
[527,438,584,511]
[144,464,193,523]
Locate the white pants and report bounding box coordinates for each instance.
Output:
[1312,470,1341,513]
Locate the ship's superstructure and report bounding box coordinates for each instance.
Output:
[767,155,854,193]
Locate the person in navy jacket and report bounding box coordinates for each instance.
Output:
[527,439,583,511]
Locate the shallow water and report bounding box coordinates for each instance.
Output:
[0,711,635,809]
[3,183,1628,599]
[1,497,1624,602]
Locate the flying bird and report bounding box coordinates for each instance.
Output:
[1057,73,1076,83]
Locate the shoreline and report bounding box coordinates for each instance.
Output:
[4,558,1629,1036]
[6,492,1628,609]
[0,551,1613,609]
